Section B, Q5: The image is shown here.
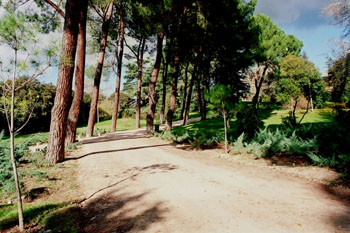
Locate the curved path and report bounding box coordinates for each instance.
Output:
[69,129,350,233]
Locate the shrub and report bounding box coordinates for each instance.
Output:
[236,106,264,140]
[233,128,317,159]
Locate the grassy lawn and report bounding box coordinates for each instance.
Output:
[0,202,84,232]
[1,118,147,144]
[171,107,334,136]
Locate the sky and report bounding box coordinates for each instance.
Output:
[255,0,344,75]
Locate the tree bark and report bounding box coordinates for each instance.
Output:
[86,2,113,137]
[165,46,180,130]
[180,62,189,120]
[252,64,268,108]
[183,64,196,125]
[65,0,88,145]
[136,37,146,128]
[10,49,24,232]
[159,48,169,125]
[196,75,205,120]
[223,110,228,153]
[146,30,165,133]
[46,0,82,163]
[111,6,125,132]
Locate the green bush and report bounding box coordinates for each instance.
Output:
[232,128,317,159]
[235,106,264,140]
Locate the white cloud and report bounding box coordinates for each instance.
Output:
[255,0,332,25]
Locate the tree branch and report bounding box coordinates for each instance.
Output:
[123,37,138,59]
[15,64,51,91]
[14,98,39,135]
[42,0,65,17]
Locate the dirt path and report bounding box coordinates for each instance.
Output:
[69,128,350,233]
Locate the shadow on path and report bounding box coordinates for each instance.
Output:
[322,184,350,231]
[81,164,177,233]
[81,130,150,145]
[66,144,171,161]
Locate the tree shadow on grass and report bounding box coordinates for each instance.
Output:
[322,183,350,231]
[0,203,61,230]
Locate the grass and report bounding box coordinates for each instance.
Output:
[0,202,84,232]
[263,108,334,126]
[1,117,148,144]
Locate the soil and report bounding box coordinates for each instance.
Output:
[68,128,350,233]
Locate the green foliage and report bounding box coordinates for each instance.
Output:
[327,53,350,103]
[235,106,264,139]
[0,134,48,195]
[0,203,84,232]
[233,128,317,159]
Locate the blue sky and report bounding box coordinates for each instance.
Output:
[255,0,344,74]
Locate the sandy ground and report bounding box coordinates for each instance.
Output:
[69,128,350,233]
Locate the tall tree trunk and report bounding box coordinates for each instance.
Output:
[196,75,205,120]
[223,110,228,153]
[86,2,113,137]
[111,7,125,132]
[201,60,210,120]
[136,37,146,128]
[10,49,24,232]
[46,0,82,163]
[252,65,268,108]
[165,46,180,130]
[180,62,189,120]
[159,48,169,125]
[65,0,88,145]
[146,30,165,133]
[183,64,196,126]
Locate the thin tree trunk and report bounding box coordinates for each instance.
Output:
[252,65,268,108]
[111,7,125,132]
[201,61,210,120]
[86,2,113,137]
[46,0,82,163]
[165,46,180,130]
[66,0,88,145]
[136,37,146,128]
[223,110,228,153]
[196,75,205,119]
[10,49,24,232]
[183,64,196,125]
[180,62,189,120]
[159,53,169,125]
[146,30,165,133]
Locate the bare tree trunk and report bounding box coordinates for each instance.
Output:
[183,64,196,125]
[196,76,205,120]
[136,37,146,128]
[180,62,189,120]
[223,110,228,153]
[86,2,113,137]
[46,0,82,163]
[159,50,169,125]
[165,46,180,130]
[9,49,24,232]
[66,0,88,145]
[111,7,125,133]
[146,30,165,133]
[252,65,268,108]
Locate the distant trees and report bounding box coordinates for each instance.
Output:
[249,14,303,108]
[276,55,327,125]
[327,53,350,103]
